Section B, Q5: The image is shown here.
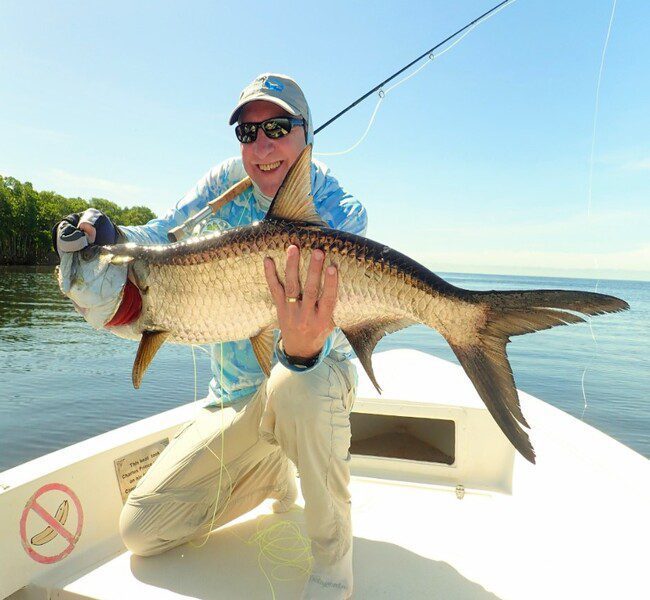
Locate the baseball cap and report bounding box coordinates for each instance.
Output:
[229,73,314,144]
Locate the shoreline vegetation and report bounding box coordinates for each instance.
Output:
[0,175,156,266]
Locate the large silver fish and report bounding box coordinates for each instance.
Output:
[97,146,628,464]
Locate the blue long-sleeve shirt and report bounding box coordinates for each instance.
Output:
[121,157,367,405]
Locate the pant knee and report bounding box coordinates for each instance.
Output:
[119,502,162,557]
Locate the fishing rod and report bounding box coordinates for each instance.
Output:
[167,0,516,242]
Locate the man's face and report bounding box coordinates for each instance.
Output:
[239,100,307,197]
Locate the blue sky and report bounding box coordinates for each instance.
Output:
[1,0,648,280]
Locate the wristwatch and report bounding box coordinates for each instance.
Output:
[280,340,320,369]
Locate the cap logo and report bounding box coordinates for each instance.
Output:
[264,78,284,92]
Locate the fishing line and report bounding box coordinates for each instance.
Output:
[189,190,253,549]
[248,519,312,580]
[315,96,384,157]
[188,341,235,550]
[313,0,517,135]
[315,0,519,156]
[246,515,313,599]
[219,512,313,600]
[587,0,618,223]
[188,343,313,597]
[580,0,618,420]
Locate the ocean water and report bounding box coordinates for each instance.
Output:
[0,266,648,472]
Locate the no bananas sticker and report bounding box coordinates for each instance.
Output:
[20,483,84,564]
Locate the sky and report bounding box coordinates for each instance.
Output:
[1,0,648,280]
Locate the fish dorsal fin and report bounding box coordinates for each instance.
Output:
[133,331,169,389]
[250,326,276,377]
[265,145,326,225]
[342,317,415,393]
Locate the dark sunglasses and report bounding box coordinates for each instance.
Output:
[235,117,305,144]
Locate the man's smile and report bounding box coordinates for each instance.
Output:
[258,160,282,172]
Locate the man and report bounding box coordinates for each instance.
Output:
[54,73,367,599]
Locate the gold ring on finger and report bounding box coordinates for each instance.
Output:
[286,296,300,303]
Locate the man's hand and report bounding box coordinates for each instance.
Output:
[264,245,338,360]
[52,208,119,256]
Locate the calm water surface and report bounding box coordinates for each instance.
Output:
[0,266,648,471]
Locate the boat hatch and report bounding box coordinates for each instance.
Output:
[349,391,515,494]
[350,413,455,465]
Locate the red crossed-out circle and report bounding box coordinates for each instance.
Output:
[20,482,84,564]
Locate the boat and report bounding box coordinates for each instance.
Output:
[1,348,648,599]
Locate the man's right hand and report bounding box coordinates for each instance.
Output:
[52,208,120,256]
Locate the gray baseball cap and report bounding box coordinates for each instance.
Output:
[229,73,314,144]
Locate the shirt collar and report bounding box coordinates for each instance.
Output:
[252,182,274,213]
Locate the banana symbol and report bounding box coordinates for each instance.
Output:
[30,500,69,546]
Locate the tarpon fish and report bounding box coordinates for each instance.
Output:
[97,146,628,464]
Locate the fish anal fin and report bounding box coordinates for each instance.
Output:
[342,317,415,393]
[265,145,326,226]
[133,331,169,389]
[251,326,276,377]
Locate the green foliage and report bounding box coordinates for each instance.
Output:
[0,175,157,265]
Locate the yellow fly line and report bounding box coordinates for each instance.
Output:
[184,195,312,594]
[186,342,313,599]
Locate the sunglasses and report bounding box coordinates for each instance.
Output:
[235,117,305,144]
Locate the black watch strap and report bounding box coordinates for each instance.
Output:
[281,341,319,369]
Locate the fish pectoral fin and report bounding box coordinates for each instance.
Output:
[264,145,327,226]
[133,331,169,389]
[342,317,415,393]
[251,326,276,377]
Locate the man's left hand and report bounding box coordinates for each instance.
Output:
[264,245,338,360]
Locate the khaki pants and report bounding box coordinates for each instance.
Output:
[119,357,356,565]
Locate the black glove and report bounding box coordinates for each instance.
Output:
[52,209,119,256]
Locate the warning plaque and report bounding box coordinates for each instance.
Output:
[114,439,169,503]
[20,482,84,564]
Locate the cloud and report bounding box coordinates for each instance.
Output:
[425,209,650,238]
[21,125,72,143]
[593,150,650,172]
[622,157,650,171]
[593,244,650,272]
[44,169,149,204]
[0,121,72,143]
[412,244,650,280]
[369,198,650,281]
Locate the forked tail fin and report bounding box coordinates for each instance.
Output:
[445,289,629,464]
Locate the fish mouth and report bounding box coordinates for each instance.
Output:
[257,160,283,172]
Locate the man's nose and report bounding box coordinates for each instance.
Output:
[252,129,275,158]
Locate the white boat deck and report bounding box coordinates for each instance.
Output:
[2,350,649,600]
